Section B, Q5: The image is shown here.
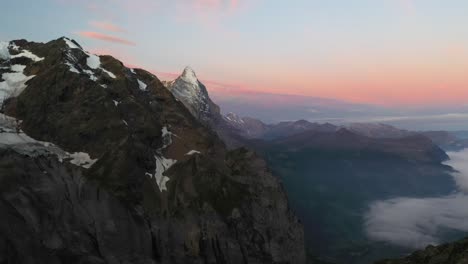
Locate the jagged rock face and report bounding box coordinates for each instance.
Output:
[165,67,221,126]
[163,69,250,149]
[0,38,305,264]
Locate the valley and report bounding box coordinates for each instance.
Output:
[1,36,467,264]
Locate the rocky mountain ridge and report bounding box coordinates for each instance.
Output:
[221,112,468,150]
[0,37,305,264]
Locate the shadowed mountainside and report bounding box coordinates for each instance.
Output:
[0,37,305,264]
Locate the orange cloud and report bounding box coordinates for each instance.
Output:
[77,31,136,46]
[89,21,126,33]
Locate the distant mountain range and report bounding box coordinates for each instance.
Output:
[218,111,468,151]
[208,88,468,131]
[162,69,468,263]
[209,89,383,124]
[1,36,467,264]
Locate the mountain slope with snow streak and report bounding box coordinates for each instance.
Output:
[0,37,305,264]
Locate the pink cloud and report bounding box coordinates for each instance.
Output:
[89,21,126,33]
[230,0,239,9]
[149,69,258,95]
[77,31,136,46]
[60,0,254,37]
[151,71,181,80]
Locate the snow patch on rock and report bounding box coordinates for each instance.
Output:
[86,54,101,69]
[161,126,175,149]
[137,79,147,91]
[11,48,44,62]
[0,65,35,106]
[0,43,43,100]
[147,126,178,192]
[86,53,116,79]
[63,37,81,50]
[0,114,98,169]
[64,51,82,75]
[0,42,10,60]
[65,62,80,73]
[65,50,115,81]
[83,69,98,81]
[149,156,177,192]
[185,150,201,155]
[68,152,97,169]
[102,68,116,79]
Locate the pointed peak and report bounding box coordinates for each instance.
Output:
[180,66,198,83]
[59,37,83,50]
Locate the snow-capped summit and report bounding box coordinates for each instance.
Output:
[180,66,198,84]
[165,67,221,124]
[61,37,83,50]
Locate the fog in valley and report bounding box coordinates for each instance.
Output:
[365,148,468,249]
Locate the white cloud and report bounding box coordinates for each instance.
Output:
[365,194,468,248]
[444,150,468,193]
[365,149,468,249]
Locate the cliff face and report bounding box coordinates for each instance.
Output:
[0,37,305,264]
[164,67,222,127]
[162,68,247,149]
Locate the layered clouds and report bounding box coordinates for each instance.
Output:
[77,31,135,46]
[365,194,468,248]
[445,150,468,191]
[365,149,468,249]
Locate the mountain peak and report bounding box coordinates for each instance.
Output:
[180,66,198,83]
[165,66,221,125]
[59,36,83,50]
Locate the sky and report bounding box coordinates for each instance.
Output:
[1,0,468,124]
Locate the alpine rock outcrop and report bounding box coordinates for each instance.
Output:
[0,37,305,264]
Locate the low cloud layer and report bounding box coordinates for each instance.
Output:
[365,149,468,249]
[365,194,468,248]
[444,150,468,192]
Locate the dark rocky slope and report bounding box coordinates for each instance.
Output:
[375,237,468,264]
[0,37,305,263]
